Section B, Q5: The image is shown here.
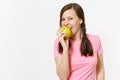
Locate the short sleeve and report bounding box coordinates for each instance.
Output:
[96,36,103,55]
[54,39,62,58]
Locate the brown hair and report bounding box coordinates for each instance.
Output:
[59,3,93,56]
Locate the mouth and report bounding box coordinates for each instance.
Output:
[65,25,73,30]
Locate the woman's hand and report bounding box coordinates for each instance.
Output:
[57,28,69,50]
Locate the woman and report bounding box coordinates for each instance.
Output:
[54,3,105,80]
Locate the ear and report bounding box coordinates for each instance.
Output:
[80,19,83,24]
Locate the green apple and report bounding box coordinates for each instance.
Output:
[60,26,72,39]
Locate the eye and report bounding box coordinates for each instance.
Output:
[69,17,73,20]
[61,18,65,21]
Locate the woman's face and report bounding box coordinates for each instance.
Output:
[61,9,82,37]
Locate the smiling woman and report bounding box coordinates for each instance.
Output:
[54,3,105,80]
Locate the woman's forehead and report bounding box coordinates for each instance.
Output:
[62,9,77,18]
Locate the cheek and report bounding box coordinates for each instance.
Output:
[71,27,77,34]
[72,26,80,34]
[73,25,80,31]
[61,22,63,26]
[61,21,65,26]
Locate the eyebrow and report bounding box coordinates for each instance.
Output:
[62,16,73,18]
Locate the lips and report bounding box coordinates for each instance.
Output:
[70,27,72,29]
[69,27,73,31]
[68,26,72,30]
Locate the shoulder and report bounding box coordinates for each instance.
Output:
[54,38,62,58]
[87,34,101,41]
[87,34,102,45]
[54,38,60,49]
[54,38,59,45]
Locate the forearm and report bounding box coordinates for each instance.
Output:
[57,50,70,80]
[96,54,105,80]
[96,68,105,80]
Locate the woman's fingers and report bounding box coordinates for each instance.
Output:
[56,28,69,49]
[57,29,66,40]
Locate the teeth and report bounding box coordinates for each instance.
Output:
[70,27,72,29]
[67,26,72,29]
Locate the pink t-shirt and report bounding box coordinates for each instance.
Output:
[54,34,103,80]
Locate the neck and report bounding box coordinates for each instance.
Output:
[71,30,83,41]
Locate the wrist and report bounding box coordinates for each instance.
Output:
[63,48,69,54]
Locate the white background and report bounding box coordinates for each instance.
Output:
[0,0,120,80]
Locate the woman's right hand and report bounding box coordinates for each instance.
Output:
[57,28,69,50]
